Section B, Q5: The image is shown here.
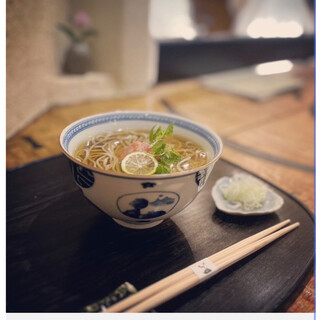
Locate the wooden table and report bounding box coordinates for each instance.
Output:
[6,77,314,312]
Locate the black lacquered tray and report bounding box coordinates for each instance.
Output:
[6,155,314,312]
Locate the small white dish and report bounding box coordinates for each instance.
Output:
[211,173,284,216]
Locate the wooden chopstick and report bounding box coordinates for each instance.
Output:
[105,219,291,313]
[125,222,299,313]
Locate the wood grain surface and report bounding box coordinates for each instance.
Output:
[6,77,314,312]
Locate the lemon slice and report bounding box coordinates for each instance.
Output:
[121,152,158,175]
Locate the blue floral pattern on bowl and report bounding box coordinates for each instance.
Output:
[117,192,180,219]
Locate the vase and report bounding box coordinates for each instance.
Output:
[63,41,91,74]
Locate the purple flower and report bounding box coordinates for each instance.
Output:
[73,11,91,27]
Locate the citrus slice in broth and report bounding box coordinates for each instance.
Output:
[121,152,158,175]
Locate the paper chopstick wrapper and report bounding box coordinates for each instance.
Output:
[189,258,219,282]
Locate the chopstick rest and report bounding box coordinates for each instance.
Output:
[83,282,137,312]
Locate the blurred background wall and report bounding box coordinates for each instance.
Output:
[6,0,314,139]
[7,0,69,138]
[6,0,154,138]
[68,0,156,92]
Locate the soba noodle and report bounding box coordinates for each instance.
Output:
[74,129,208,174]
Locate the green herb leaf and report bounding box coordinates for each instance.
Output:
[156,164,171,174]
[149,126,155,142]
[150,125,163,142]
[155,127,164,140]
[170,149,183,162]
[160,150,182,166]
[151,140,166,155]
[164,123,173,137]
[149,123,174,143]
[149,123,182,174]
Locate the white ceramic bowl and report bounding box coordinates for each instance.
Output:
[60,111,223,229]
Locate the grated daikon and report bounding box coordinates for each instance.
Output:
[220,174,267,211]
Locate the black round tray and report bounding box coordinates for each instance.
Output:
[6,155,314,312]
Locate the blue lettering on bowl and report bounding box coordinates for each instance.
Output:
[195,169,207,188]
[141,182,156,189]
[70,162,95,188]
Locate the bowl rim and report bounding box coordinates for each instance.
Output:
[59,111,223,179]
